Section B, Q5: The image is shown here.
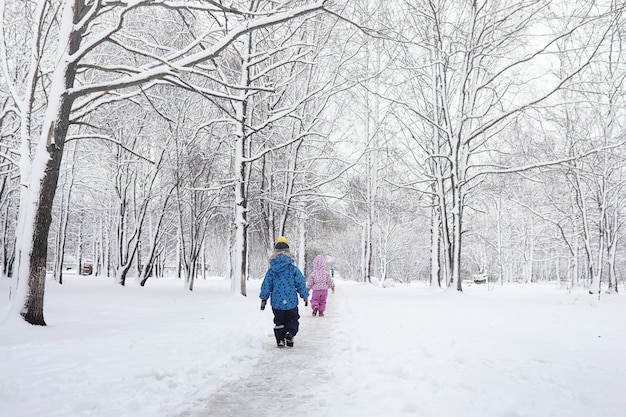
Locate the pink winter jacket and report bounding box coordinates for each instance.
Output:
[307,255,335,291]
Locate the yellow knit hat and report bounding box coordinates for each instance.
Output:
[275,235,289,250]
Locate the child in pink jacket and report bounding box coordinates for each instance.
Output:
[306,255,335,317]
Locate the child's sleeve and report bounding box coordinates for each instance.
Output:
[259,271,273,301]
[327,272,335,289]
[295,269,309,299]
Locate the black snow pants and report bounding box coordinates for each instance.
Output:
[272,307,300,341]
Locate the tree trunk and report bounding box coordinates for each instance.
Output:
[10,0,83,325]
[231,32,252,297]
[297,210,307,273]
[53,146,75,285]
[139,185,173,286]
[14,120,71,325]
[430,202,441,287]
[233,162,248,296]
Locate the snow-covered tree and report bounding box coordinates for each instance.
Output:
[1,0,327,325]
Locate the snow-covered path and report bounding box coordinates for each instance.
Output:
[180,297,338,417]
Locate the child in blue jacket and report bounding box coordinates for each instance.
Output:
[260,236,309,348]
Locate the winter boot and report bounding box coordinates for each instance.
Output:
[277,339,285,348]
[285,332,294,348]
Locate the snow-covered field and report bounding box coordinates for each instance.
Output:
[1,275,624,417]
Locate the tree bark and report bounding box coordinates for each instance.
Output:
[11,0,84,325]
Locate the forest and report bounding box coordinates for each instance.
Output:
[1,0,625,325]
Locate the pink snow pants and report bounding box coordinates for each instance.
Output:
[311,289,329,313]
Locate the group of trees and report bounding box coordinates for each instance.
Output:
[1,0,625,325]
[340,0,626,295]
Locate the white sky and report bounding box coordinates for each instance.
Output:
[1,273,625,417]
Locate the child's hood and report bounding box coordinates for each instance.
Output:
[312,255,327,272]
[269,255,294,273]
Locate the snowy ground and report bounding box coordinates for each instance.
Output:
[1,274,625,417]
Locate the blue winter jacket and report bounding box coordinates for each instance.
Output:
[260,255,309,310]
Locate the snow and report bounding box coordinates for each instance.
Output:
[1,274,625,417]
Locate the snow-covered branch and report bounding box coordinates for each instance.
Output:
[65,134,156,163]
[466,139,626,183]
[67,1,327,98]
